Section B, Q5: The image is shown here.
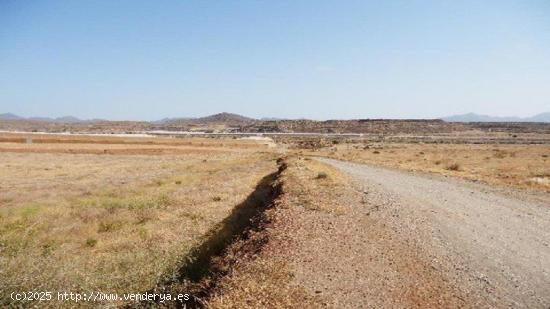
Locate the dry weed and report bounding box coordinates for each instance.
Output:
[0,147,277,307]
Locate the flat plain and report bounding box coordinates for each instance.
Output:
[1,129,549,308]
[0,133,276,307]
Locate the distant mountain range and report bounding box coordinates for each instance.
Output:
[0,113,86,123]
[260,117,288,121]
[2,111,549,124]
[443,112,550,123]
[0,112,256,124]
[0,113,23,120]
[0,112,260,125]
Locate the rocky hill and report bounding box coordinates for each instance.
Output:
[195,112,256,124]
[2,112,549,135]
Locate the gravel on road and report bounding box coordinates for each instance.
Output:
[300,158,550,308]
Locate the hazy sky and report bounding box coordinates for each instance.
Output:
[1,0,549,120]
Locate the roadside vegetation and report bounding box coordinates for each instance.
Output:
[206,157,348,308]
[2,132,549,307]
[0,139,276,307]
[301,142,550,192]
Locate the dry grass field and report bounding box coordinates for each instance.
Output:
[206,157,348,308]
[0,132,271,155]
[302,142,550,192]
[2,131,549,308]
[0,133,276,307]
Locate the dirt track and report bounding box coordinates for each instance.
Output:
[297,158,550,308]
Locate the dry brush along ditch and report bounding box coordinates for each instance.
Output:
[126,159,289,308]
[129,156,344,308]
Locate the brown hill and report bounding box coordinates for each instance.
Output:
[196,112,256,124]
[158,112,256,127]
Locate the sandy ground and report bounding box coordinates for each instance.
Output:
[299,158,550,308]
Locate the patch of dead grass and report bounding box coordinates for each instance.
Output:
[0,147,277,307]
[207,258,319,309]
[203,157,330,308]
[280,157,349,213]
[304,143,550,192]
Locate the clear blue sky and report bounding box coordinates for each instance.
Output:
[1,0,549,120]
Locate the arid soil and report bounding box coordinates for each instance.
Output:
[205,157,346,308]
[306,142,550,192]
[2,131,550,308]
[314,158,550,308]
[208,156,550,308]
[0,136,277,308]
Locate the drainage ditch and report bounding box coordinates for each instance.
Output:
[126,160,286,308]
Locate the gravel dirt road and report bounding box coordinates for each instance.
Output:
[294,158,550,308]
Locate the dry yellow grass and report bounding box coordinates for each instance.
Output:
[0,136,277,307]
[0,133,271,156]
[205,157,348,308]
[304,143,550,192]
[277,157,349,214]
[207,258,319,309]
[0,132,266,147]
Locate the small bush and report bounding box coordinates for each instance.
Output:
[85,238,98,247]
[102,199,126,210]
[212,196,222,202]
[135,209,154,224]
[434,160,442,165]
[175,180,182,185]
[372,150,380,154]
[316,172,328,179]
[156,194,172,208]
[41,241,56,256]
[446,163,461,171]
[98,221,123,233]
[138,227,148,239]
[493,151,507,159]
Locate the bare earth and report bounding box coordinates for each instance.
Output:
[2,131,549,308]
[289,158,550,308]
